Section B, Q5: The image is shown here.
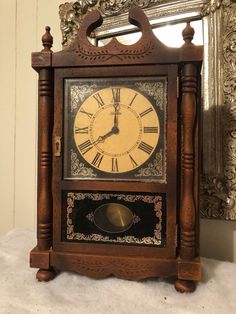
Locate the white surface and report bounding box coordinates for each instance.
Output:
[0,229,236,314]
[1,0,236,265]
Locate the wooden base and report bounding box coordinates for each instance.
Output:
[36,268,57,282]
[30,247,200,290]
[174,279,196,293]
[34,267,197,293]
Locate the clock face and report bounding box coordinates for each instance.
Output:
[63,77,167,182]
[73,87,160,174]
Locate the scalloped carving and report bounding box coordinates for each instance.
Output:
[53,253,177,280]
[59,0,167,47]
[54,7,189,66]
[76,41,155,61]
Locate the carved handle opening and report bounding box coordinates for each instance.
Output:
[54,136,62,157]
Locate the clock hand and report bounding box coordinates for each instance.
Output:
[92,129,115,145]
[112,88,121,128]
[113,101,122,131]
[92,102,121,146]
[114,103,119,128]
[93,124,120,145]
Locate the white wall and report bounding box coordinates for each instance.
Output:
[0,0,16,235]
[0,0,65,235]
[0,0,236,263]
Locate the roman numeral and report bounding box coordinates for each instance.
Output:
[75,126,89,134]
[93,93,105,107]
[129,154,138,168]
[91,152,104,168]
[138,141,154,155]
[111,157,119,172]
[140,107,153,117]
[128,93,138,107]
[78,140,93,155]
[143,127,159,133]
[112,88,120,103]
[80,107,93,118]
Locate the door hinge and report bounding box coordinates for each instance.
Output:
[175,224,178,248]
[54,136,62,157]
[177,76,180,98]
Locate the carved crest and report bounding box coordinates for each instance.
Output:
[51,6,202,67]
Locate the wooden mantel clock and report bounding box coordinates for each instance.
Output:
[30,7,203,293]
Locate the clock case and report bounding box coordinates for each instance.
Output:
[30,7,203,292]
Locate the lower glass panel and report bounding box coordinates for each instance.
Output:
[62,191,166,247]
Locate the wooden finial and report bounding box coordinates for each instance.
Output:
[41,26,53,52]
[182,22,195,45]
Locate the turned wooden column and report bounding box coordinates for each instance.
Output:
[37,27,54,251]
[180,62,197,260]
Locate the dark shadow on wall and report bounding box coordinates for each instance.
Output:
[200,218,236,262]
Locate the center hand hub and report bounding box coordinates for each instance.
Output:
[112,126,119,134]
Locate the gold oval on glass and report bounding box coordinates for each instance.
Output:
[94,203,134,233]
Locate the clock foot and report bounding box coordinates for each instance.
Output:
[36,268,57,282]
[174,279,196,293]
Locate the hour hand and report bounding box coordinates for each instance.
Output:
[93,129,114,145]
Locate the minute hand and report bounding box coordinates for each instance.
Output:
[113,103,119,128]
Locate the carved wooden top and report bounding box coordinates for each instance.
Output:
[32,6,203,69]
[41,26,53,52]
[182,22,195,46]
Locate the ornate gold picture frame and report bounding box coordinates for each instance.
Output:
[59,0,236,220]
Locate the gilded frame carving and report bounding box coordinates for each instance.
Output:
[59,0,236,220]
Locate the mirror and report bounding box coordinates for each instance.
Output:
[59,0,236,220]
[97,20,203,47]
